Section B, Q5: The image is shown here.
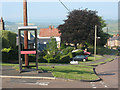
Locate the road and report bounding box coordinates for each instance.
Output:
[1,56,119,89]
[96,56,118,88]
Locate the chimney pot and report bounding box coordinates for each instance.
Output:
[49,25,52,30]
[1,17,3,22]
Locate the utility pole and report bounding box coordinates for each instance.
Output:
[107,27,109,47]
[23,0,28,66]
[94,25,97,61]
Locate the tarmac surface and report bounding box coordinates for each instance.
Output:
[1,55,119,89]
[96,56,118,88]
[2,66,53,77]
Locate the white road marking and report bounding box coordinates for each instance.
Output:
[100,81,108,88]
[24,82,50,86]
[90,81,108,88]
[35,82,50,86]
[105,85,108,88]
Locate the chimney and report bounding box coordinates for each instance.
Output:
[1,17,3,22]
[0,17,5,30]
[49,25,52,30]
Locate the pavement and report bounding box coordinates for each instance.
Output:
[1,55,119,88]
[2,66,53,77]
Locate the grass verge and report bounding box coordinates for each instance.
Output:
[78,55,104,64]
[89,56,116,66]
[1,63,99,81]
[39,65,99,80]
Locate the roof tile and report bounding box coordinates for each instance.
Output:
[39,26,61,37]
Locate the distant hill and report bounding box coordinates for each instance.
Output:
[4,19,118,35]
[103,19,118,35]
[4,21,60,34]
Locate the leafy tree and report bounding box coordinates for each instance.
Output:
[58,9,107,48]
[44,37,58,59]
[97,31,111,46]
[60,43,66,50]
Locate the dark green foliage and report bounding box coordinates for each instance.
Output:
[38,51,48,63]
[44,37,58,59]
[48,58,59,63]
[1,30,17,49]
[41,38,83,63]
[2,47,18,62]
[97,31,111,46]
[38,56,48,63]
[58,9,107,47]
[62,47,74,55]
[71,52,76,57]
[60,43,66,50]
[1,47,12,52]
[72,50,84,57]
[54,52,62,59]
[68,52,73,58]
[1,30,18,62]
[42,38,71,63]
[88,47,94,54]
[60,54,70,63]
[88,46,115,55]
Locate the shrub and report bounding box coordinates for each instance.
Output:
[71,52,76,57]
[49,58,59,63]
[73,50,84,56]
[1,30,17,49]
[2,47,18,62]
[60,43,66,50]
[62,47,74,55]
[88,47,94,54]
[38,56,48,63]
[68,52,73,58]
[88,46,115,55]
[1,47,12,52]
[60,54,70,63]
[1,30,18,62]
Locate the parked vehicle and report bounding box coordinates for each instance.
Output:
[71,55,89,62]
[83,50,91,55]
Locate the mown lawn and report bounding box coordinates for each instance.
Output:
[39,65,99,80]
[1,63,99,81]
[89,56,116,66]
[78,55,104,64]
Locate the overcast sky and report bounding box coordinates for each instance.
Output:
[0,0,118,23]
